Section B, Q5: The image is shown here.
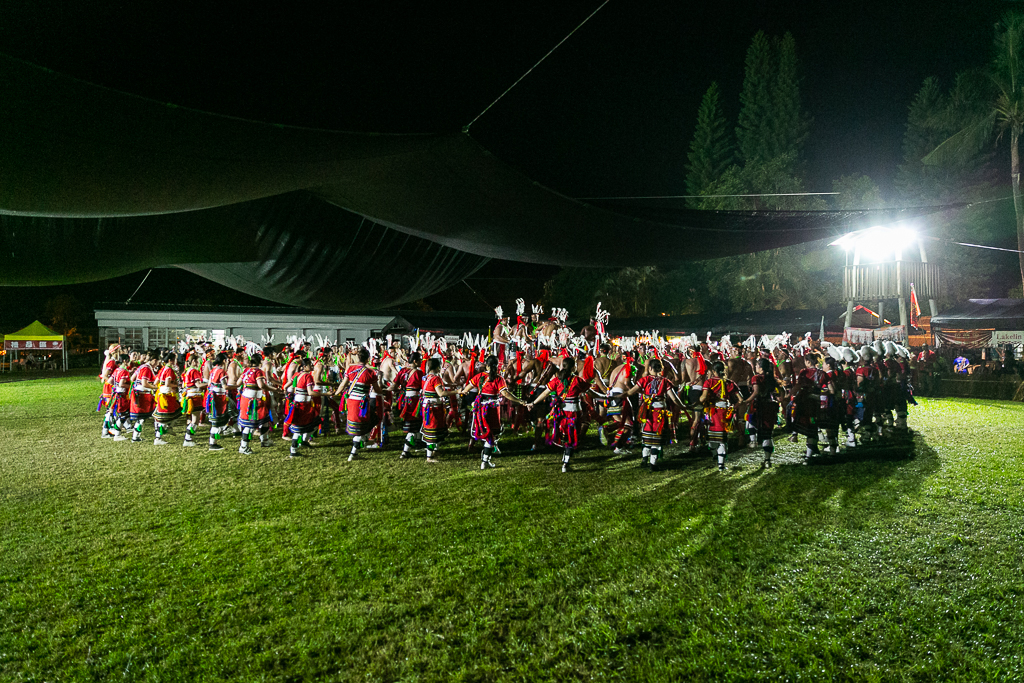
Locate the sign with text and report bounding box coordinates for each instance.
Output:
[991,330,1024,345]
[4,340,63,350]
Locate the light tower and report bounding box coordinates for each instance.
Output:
[832,224,941,342]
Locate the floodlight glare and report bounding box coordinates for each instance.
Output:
[829,224,918,261]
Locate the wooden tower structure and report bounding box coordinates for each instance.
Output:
[836,226,941,339]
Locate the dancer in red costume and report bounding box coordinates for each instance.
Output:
[98,343,120,437]
[701,361,741,471]
[153,352,183,446]
[286,357,322,458]
[529,356,593,473]
[626,358,683,469]
[420,357,460,462]
[279,349,303,440]
[789,353,827,461]
[390,351,424,458]
[335,347,383,461]
[204,353,231,451]
[127,352,159,443]
[180,354,207,447]
[107,354,132,440]
[237,353,273,454]
[463,355,526,469]
[742,358,781,467]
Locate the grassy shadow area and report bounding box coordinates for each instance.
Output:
[0,381,1022,681]
[0,367,99,384]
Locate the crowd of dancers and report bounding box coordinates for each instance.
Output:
[95,301,918,472]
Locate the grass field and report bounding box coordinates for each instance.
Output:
[1,377,1023,682]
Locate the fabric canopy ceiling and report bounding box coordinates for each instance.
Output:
[930,299,1024,330]
[0,54,960,308]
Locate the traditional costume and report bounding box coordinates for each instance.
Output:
[394,365,424,456]
[745,373,780,465]
[702,376,739,470]
[107,366,131,439]
[286,371,320,457]
[636,374,677,467]
[544,373,591,471]
[128,363,157,443]
[344,363,379,459]
[469,371,508,468]
[238,366,272,453]
[788,366,825,458]
[205,365,230,450]
[419,373,449,459]
[98,355,119,437]
[180,364,204,446]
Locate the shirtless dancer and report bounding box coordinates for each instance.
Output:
[682,348,708,451]
[224,352,244,436]
[592,343,618,443]
[603,356,635,455]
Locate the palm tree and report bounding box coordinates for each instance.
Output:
[924,11,1024,290]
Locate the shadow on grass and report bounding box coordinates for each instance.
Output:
[587,429,940,568]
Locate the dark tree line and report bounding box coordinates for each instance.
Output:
[546,21,1021,318]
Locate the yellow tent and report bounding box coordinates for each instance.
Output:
[2,320,67,371]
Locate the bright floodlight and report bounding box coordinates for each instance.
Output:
[829,225,918,262]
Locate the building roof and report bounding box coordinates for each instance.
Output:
[93,303,495,334]
[94,302,373,316]
[929,299,1024,330]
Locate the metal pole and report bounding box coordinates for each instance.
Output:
[918,238,939,318]
[878,301,885,328]
[899,297,908,331]
[844,301,854,345]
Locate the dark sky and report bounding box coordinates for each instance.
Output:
[0,0,1013,324]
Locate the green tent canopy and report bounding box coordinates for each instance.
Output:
[2,320,67,371]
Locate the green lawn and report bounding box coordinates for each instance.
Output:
[1,377,1022,682]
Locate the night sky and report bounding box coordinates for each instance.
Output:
[0,0,1013,325]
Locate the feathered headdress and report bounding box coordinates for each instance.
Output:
[594,302,610,338]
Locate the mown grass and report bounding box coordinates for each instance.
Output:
[1,377,1023,681]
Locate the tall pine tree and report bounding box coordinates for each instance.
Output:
[895,77,948,203]
[770,33,810,166]
[684,82,733,207]
[735,31,776,165]
[736,32,810,175]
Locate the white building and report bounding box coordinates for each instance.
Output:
[94,303,413,353]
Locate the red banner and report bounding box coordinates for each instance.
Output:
[843,327,874,345]
[875,325,906,342]
[910,282,921,328]
[934,329,992,348]
[4,340,64,350]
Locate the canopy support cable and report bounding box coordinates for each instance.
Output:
[125,269,152,304]
[463,0,612,132]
